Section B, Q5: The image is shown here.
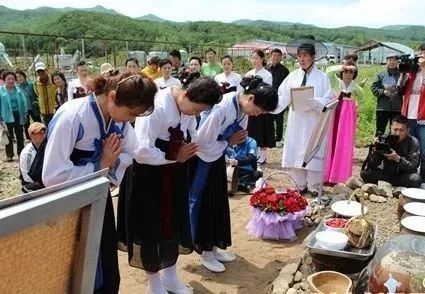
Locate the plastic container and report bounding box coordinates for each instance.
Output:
[324,218,348,232]
[315,231,348,250]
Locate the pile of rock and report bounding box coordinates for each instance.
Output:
[269,251,313,294]
[304,202,325,227]
[331,176,404,204]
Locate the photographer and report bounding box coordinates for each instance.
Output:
[371,54,402,135]
[398,43,425,179]
[361,115,421,188]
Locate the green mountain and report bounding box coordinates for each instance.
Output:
[0,6,423,57]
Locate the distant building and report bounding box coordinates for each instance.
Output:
[228,40,287,58]
[355,40,414,64]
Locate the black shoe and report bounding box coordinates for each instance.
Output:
[238,185,251,194]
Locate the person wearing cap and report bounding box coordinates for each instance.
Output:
[398,43,425,181]
[0,71,28,161]
[20,122,46,192]
[201,48,223,77]
[276,37,332,197]
[68,60,90,99]
[100,63,115,78]
[141,56,162,80]
[33,62,57,126]
[371,53,402,135]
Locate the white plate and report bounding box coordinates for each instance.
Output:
[403,202,425,217]
[401,216,425,233]
[331,200,367,217]
[402,188,425,200]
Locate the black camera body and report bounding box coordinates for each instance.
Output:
[398,54,420,73]
[375,132,399,154]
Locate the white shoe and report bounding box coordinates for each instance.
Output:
[213,249,236,262]
[162,281,194,294]
[200,256,225,272]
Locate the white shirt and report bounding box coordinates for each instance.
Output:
[42,96,137,187]
[407,74,423,119]
[194,92,248,163]
[134,87,197,166]
[245,67,273,86]
[277,65,332,171]
[68,78,88,100]
[20,143,37,183]
[154,77,181,90]
[215,72,243,92]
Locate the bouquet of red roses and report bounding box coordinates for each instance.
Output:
[249,186,308,215]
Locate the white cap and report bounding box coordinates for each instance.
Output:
[100,63,113,74]
[35,62,46,71]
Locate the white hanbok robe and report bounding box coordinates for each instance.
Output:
[277,65,332,172]
[215,71,243,92]
[245,68,273,86]
[42,95,137,187]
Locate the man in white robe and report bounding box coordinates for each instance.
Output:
[274,39,333,196]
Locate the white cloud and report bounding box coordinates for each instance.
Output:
[0,0,424,27]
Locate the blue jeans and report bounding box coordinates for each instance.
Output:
[408,119,425,180]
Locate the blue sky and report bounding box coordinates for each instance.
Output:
[1,0,424,28]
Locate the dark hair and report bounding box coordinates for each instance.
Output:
[392,115,409,127]
[252,49,266,66]
[90,72,157,109]
[169,49,181,60]
[205,48,216,55]
[51,71,68,88]
[3,71,16,80]
[15,70,27,80]
[189,56,202,67]
[240,76,278,112]
[344,53,358,62]
[159,58,173,68]
[125,57,139,67]
[339,61,358,80]
[77,60,86,67]
[271,48,283,55]
[221,55,234,63]
[148,56,160,66]
[186,77,221,107]
[179,68,201,88]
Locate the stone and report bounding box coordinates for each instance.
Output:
[294,271,303,283]
[300,282,309,291]
[329,194,348,206]
[304,217,314,227]
[345,176,364,190]
[378,180,393,198]
[272,278,289,294]
[361,183,379,195]
[333,183,353,196]
[393,187,406,197]
[299,264,313,276]
[314,217,323,224]
[293,283,301,290]
[369,194,388,203]
[312,205,320,215]
[280,261,300,275]
[286,288,297,294]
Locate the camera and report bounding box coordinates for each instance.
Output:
[375,132,399,154]
[398,54,419,73]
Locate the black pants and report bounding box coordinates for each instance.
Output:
[24,109,42,139]
[274,108,287,142]
[5,112,24,159]
[361,169,422,188]
[41,113,54,127]
[375,111,400,135]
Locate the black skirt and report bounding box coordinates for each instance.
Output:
[247,113,276,148]
[117,160,193,273]
[190,155,232,253]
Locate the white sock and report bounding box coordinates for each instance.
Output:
[162,264,185,288]
[147,272,167,294]
[201,250,216,260]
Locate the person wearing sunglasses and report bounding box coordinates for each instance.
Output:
[117,77,221,294]
[42,72,157,294]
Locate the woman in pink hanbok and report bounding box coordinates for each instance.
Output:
[324,62,365,184]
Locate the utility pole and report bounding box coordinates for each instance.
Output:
[81,38,85,60]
